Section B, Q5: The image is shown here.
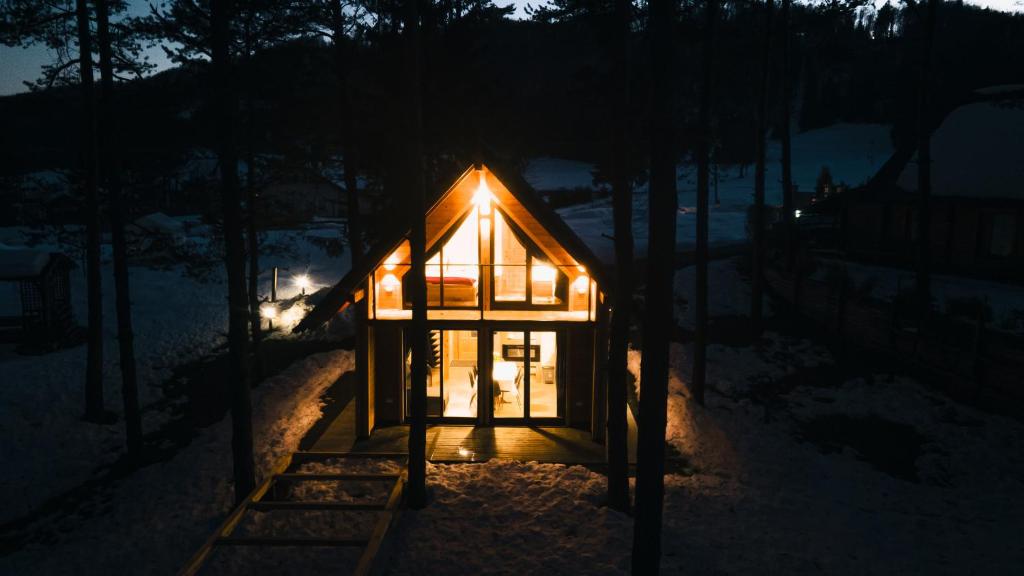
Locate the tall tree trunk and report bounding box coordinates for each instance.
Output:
[405,0,428,510]
[605,0,632,514]
[212,0,256,503]
[95,0,142,460]
[915,0,937,310]
[333,2,363,272]
[693,0,716,407]
[76,0,105,423]
[751,0,774,337]
[780,0,794,269]
[632,0,675,571]
[242,21,262,376]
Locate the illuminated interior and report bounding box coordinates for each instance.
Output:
[370,167,596,321]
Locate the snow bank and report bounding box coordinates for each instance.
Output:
[629,332,1024,573]
[1,349,354,576]
[0,222,350,525]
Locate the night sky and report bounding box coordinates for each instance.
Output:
[0,0,1020,96]
[0,0,541,96]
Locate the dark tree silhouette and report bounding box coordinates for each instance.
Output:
[751,0,774,336]
[780,0,794,268]
[605,0,632,514]
[95,0,142,459]
[211,0,256,502]
[693,0,718,407]
[632,0,676,571]
[911,0,939,309]
[405,0,429,510]
[74,0,105,423]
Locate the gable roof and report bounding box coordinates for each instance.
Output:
[294,155,609,332]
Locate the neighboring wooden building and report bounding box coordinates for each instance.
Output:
[297,163,611,442]
[803,91,1024,282]
[0,250,74,350]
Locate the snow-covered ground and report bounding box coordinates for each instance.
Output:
[0,349,354,575]
[385,258,1022,575]
[812,257,1024,334]
[0,220,350,525]
[556,123,893,263]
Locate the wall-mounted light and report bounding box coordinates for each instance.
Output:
[382,273,400,293]
[383,252,399,271]
[574,275,589,295]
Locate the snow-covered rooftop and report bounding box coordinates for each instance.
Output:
[0,249,52,279]
[896,98,1024,199]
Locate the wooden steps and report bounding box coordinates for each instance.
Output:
[179,451,407,576]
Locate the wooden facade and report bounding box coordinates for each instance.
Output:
[299,163,611,445]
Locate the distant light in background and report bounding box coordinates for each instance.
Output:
[259,303,277,319]
[794,210,802,219]
[293,274,311,295]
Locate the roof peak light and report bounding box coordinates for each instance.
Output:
[473,170,492,216]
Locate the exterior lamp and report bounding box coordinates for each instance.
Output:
[384,252,399,271]
[260,303,278,329]
[294,273,311,295]
[574,275,589,295]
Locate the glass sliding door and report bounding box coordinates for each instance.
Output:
[529,331,561,419]
[488,328,563,423]
[491,331,526,419]
[405,328,479,422]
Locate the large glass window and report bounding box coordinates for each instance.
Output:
[493,212,526,302]
[405,328,479,420]
[529,331,561,418]
[491,331,526,419]
[492,211,568,307]
[422,211,480,308]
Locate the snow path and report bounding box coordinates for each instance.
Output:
[0,349,354,576]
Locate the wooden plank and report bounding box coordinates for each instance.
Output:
[273,473,401,482]
[214,536,368,547]
[353,474,407,576]
[178,454,295,576]
[291,451,408,461]
[250,501,389,511]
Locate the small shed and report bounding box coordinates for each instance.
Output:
[0,250,75,349]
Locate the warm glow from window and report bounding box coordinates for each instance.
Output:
[532,264,556,282]
[384,252,399,271]
[382,273,400,293]
[473,171,492,215]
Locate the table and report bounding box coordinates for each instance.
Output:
[492,361,521,406]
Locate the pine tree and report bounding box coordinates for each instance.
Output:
[632,0,676,571]
[751,0,774,337]
[95,0,142,460]
[693,0,717,408]
[605,0,633,514]
[405,0,429,510]
[211,0,256,502]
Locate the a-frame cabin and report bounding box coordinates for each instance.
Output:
[297,162,610,443]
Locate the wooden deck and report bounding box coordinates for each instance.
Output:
[311,400,637,465]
